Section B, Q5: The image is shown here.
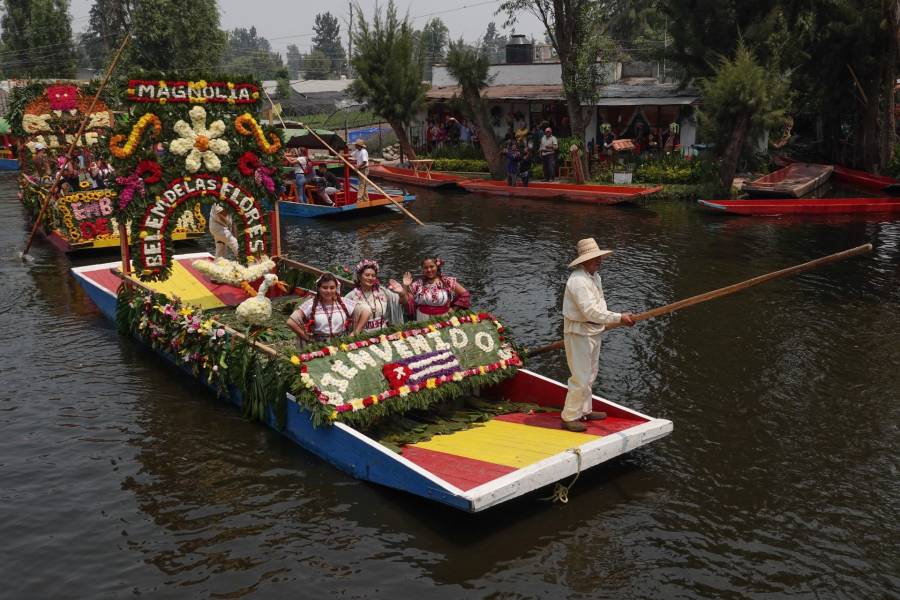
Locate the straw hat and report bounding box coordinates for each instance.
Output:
[569,238,613,267]
[353,139,366,148]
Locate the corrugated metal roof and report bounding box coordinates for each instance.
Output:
[426,81,699,105]
[426,84,564,101]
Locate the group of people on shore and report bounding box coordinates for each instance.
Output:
[286,257,470,345]
[501,126,560,186]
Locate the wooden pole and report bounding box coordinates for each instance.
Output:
[299,121,425,225]
[277,256,355,288]
[527,243,873,356]
[21,32,131,258]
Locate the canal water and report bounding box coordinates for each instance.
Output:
[1,174,897,599]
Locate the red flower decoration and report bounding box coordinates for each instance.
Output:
[136,159,163,184]
[238,151,260,176]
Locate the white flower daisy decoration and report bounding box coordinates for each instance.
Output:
[169,106,230,172]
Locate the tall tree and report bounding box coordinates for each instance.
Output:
[419,17,448,79]
[312,11,347,76]
[220,26,284,79]
[482,22,507,64]
[128,0,225,71]
[0,0,77,78]
[349,0,426,159]
[286,43,303,79]
[81,0,133,70]
[303,48,330,80]
[699,42,791,190]
[499,1,609,175]
[445,40,505,179]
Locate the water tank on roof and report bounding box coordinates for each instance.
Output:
[506,34,533,65]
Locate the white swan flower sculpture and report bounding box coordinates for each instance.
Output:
[235,273,279,326]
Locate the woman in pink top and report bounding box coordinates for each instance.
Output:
[401,257,470,321]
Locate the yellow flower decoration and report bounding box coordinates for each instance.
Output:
[290,355,300,365]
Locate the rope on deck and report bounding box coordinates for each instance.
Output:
[542,447,583,504]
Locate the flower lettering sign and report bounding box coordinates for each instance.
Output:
[137,174,267,276]
[291,313,522,421]
[127,80,261,105]
[110,74,281,281]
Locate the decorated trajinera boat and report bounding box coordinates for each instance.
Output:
[278,185,415,218]
[457,179,663,204]
[8,81,206,252]
[72,74,671,511]
[369,164,465,189]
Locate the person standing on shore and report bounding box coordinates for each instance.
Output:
[539,127,559,182]
[352,139,369,201]
[561,238,635,432]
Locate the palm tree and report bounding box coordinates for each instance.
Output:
[445,40,505,179]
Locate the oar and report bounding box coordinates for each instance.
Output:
[20,32,131,260]
[527,243,873,356]
[276,256,355,289]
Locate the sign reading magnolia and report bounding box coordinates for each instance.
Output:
[127,80,260,105]
[293,314,521,416]
[137,174,268,271]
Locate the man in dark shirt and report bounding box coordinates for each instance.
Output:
[312,164,339,205]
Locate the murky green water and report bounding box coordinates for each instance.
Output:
[1,174,898,598]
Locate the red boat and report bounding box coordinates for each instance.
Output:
[698,197,900,216]
[457,179,662,204]
[368,164,465,189]
[743,163,834,198]
[832,165,900,194]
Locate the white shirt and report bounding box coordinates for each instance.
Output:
[209,203,232,237]
[353,148,369,168]
[540,134,559,156]
[291,296,358,339]
[563,267,622,336]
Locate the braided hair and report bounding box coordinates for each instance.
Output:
[306,273,352,336]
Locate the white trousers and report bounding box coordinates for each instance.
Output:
[562,332,601,422]
[212,228,239,259]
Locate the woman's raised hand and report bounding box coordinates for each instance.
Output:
[387,279,403,294]
[402,271,413,287]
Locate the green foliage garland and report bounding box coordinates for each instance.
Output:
[116,284,524,432]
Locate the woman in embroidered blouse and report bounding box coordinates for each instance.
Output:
[344,259,406,332]
[402,257,471,321]
[287,273,370,344]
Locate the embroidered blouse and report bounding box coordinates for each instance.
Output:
[344,286,403,332]
[408,276,470,318]
[290,296,357,340]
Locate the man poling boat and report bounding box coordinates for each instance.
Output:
[530,243,875,409]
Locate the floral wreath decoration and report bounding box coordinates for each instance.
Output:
[109,73,285,281]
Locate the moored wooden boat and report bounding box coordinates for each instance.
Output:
[457,179,663,204]
[369,164,465,189]
[743,163,833,198]
[832,164,900,194]
[698,196,900,216]
[71,253,672,512]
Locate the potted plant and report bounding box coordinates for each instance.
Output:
[613,153,635,184]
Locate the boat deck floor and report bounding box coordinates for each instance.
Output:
[79,253,252,309]
[402,411,645,491]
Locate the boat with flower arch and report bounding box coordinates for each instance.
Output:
[70,72,671,512]
[9,81,206,252]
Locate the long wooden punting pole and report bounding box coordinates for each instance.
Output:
[260,89,423,226]
[528,243,873,356]
[299,124,425,225]
[277,256,355,288]
[21,32,131,258]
